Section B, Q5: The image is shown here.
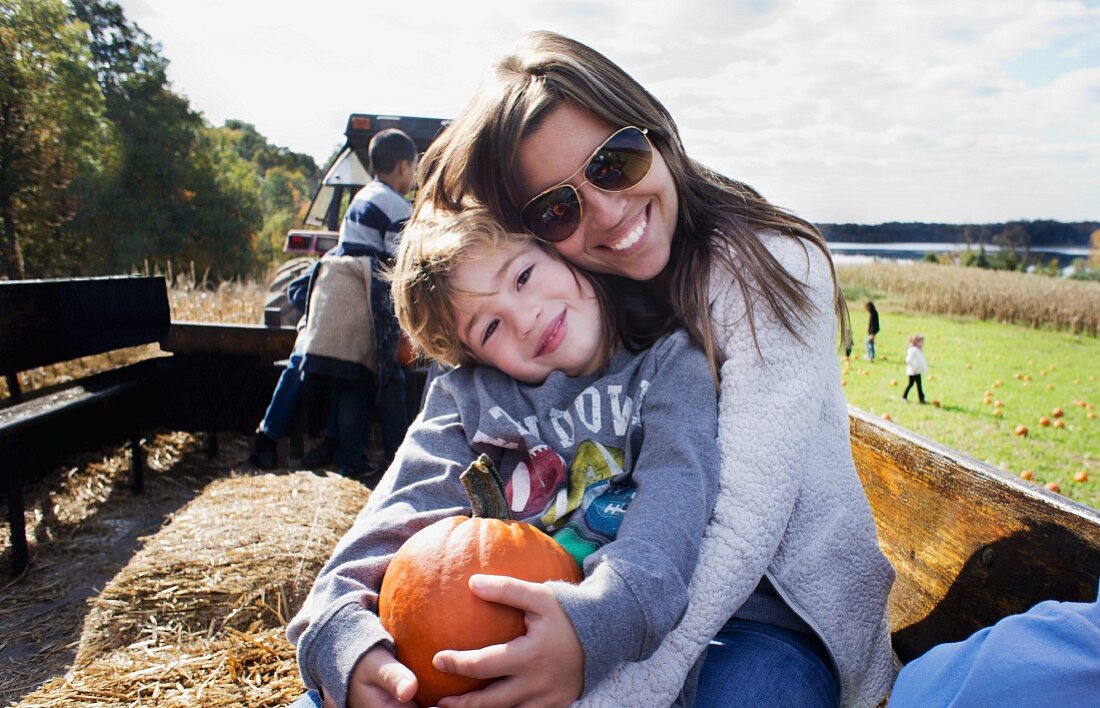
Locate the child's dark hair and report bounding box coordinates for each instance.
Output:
[390,209,622,369]
[368,129,418,176]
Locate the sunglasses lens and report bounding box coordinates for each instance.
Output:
[585,127,653,191]
[521,185,581,243]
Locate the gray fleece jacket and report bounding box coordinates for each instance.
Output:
[286,330,720,707]
[580,233,897,707]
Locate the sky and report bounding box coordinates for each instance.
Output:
[115,0,1100,225]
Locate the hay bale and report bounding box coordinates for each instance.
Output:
[17,626,301,707]
[74,471,369,667]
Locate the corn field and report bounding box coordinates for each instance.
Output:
[837,262,1100,336]
[164,270,267,323]
[6,261,1098,402]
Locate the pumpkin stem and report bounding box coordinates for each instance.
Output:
[460,453,512,520]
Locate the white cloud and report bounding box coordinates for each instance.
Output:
[116,0,1100,223]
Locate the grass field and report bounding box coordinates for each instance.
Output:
[839,307,1100,508]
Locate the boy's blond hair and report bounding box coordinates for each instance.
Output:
[390,209,620,369]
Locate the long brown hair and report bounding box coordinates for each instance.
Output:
[415,31,852,368]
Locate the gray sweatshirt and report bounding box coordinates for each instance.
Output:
[286,330,720,707]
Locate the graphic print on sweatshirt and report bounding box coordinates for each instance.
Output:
[467,377,652,566]
[503,439,635,566]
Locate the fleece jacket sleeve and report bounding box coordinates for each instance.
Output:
[577,234,845,707]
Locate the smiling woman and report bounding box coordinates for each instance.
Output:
[404,29,896,708]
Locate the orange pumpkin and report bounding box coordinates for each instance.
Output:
[378,454,582,707]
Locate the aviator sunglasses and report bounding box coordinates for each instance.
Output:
[520,126,653,243]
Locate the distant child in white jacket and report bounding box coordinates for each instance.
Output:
[903,334,928,404]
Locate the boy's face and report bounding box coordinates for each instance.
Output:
[451,242,604,384]
[396,156,418,196]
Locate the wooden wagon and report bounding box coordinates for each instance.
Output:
[163,321,1100,660]
[6,317,1100,705]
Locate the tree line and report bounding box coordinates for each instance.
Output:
[1,0,319,281]
[818,220,1098,248]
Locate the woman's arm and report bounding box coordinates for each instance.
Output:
[580,233,845,706]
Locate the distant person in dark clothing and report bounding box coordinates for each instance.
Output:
[865,301,880,361]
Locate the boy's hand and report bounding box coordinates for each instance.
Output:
[433,574,584,708]
[344,646,419,708]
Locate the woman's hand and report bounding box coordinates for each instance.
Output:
[343,645,419,708]
[434,574,584,708]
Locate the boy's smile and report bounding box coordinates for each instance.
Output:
[451,243,604,384]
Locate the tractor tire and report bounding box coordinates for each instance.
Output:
[263,257,316,327]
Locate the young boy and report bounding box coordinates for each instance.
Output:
[286,210,721,708]
[253,129,418,477]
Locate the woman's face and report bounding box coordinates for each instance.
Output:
[516,104,678,281]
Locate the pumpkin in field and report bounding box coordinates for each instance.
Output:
[378,454,582,707]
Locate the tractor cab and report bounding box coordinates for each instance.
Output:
[267,114,450,326]
[285,113,450,254]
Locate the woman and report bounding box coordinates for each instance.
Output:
[865,301,881,361]
[409,31,896,708]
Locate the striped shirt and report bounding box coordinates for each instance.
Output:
[338,180,411,257]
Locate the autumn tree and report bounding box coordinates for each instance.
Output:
[214,120,317,270]
[0,0,107,279]
[63,0,265,278]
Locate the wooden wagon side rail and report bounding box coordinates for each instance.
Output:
[160,320,298,358]
[849,406,1100,662]
[156,321,298,437]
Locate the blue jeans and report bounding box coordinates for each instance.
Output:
[866,335,876,361]
[326,369,410,469]
[288,690,322,708]
[258,352,303,439]
[377,367,409,459]
[694,618,840,708]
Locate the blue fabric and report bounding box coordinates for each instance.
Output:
[288,690,322,708]
[258,352,303,440]
[329,377,373,473]
[889,582,1100,708]
[375,366,407,459]
[324,368,409,469]
[866,336,876,361]
[339,180,411,255]
[694,618,839,708]
[287,265,316,312]
[347,200,397,238]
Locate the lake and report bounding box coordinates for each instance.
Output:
[826,241,1090,267]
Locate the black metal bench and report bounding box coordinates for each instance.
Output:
[1,276,170,574]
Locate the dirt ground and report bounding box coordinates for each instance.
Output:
[0,431,268,704]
